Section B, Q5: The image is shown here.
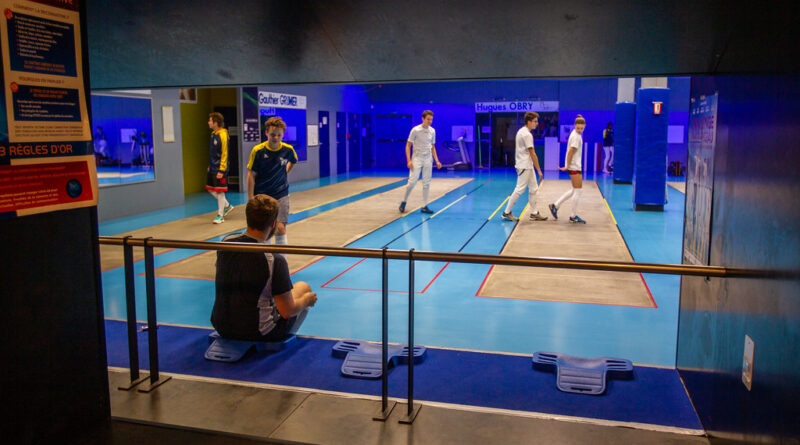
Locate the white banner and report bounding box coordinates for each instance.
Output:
[474,101,559,113]
[258,91,307,109]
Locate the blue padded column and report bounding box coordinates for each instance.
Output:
[613,102,636,183]
[633,88,670,210]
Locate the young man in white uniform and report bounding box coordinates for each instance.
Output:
[549,115,587,223]
[399,110,442,214]
[502,112,548,221]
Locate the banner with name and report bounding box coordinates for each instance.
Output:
[475,101,559,113]
[258,90,306,109]
[0,0,96,218]
[683,93,717,266]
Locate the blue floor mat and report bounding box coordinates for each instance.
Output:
[532,352,634,395]
[332,339,427,378]
[105,320,701,430]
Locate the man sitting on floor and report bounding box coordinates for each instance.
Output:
[212,194,317,341]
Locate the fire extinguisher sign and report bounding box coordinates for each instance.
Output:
[653,101,663,115]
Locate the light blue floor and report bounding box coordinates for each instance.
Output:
[97,165,155,185]
[100,168,685,366]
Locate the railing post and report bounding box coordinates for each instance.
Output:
[373,247,396,421]
[138,237,171,392]
[118,236,148,390]
[400,248,421,424]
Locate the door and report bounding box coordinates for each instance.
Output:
[491,112,517,167]
[375,114,412,168]
[361,113,372,169]
[348,113,361,172]
[318,111,330,177]
[336,112,346,174]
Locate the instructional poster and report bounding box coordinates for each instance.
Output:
[0,0,96,217]
[683,93,717,265]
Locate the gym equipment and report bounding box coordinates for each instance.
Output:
[441,137,472,170]
[332,339,427,379]
[204,330,295,362]
[532,352,633,395]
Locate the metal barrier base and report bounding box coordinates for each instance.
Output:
[117,374,149,391]
[398,405,421,424]
[372,401,397,421]
[137,375,172,393]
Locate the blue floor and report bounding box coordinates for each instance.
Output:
[106,320,701,430]
[101,168,686,367]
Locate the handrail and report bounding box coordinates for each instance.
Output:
[98,236,757,278]
[99,234,770,423]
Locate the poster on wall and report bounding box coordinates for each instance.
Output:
[0,0,97,218]
[683,93,717,265]
[241,87,260,142]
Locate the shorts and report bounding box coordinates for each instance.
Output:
[277,195,290,223]
[206,170,228,192]
[567,170,582,175]
[259,308,309,342]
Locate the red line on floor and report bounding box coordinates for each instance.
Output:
[135,248,204,277]
[639,273,658,308]
[475,292,657,308]
[421,262,450,293]
[103,248,175,273]
[322,286,413,294]
[321,259,450,294]
[320,258,367,288]
[474,265,494,296]
[290,256,326,275]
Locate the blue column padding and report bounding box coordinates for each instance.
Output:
[633,88,670,206]
[613,102,636,182]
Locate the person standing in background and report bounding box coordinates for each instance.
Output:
[207,112,234,224]
[602,122,614,173]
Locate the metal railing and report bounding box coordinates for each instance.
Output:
[99,236,757,422]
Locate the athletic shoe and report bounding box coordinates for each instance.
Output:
[501,212,518,221]
[569,215,587,224]
[420,206,434,214]
[530,212,548,221]
[212,214,224,224]
[399,201,406,213]
[223,204,234,216]
[548,203,558,220]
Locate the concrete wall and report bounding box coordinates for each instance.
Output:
[87,1,799,89]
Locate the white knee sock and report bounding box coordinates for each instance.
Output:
[274,234,288,245]
[571,188,583,217]
[555,188,573,209]
[422,185,430,206]
[217,193,227,216]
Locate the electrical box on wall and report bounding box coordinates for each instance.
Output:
[742,335,754,391]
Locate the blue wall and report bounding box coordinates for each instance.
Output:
[90,94,153,165]
[368,78,622,170]
[678,76,800,443]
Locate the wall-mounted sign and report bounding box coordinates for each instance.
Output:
[653,101,663,115]
[0,0,97,218]
[683,93,718,266]
[475,101,559,113]
[258,90,307,109]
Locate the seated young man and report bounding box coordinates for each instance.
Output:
[211,194,317,341]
